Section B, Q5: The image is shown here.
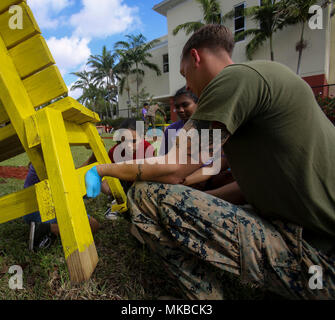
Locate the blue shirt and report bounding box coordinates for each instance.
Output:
[159,120,185,155]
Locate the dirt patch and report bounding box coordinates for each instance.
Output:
[0,166,28,180]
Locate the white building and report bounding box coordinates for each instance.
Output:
[119,0,335,121]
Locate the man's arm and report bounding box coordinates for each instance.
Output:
[85,120,231,197]
[183,156,228,186]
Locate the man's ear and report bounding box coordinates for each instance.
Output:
[190,48,201,67]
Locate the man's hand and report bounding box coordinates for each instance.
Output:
[85,166,102,198]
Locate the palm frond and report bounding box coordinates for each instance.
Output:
[173,21,204,35]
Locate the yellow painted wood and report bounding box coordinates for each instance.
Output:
[0,2,40,49]
[0,0,26,14]
[0,123,25,162]
[0,123,15,141]
[25,114,90,148]
[0,185,38,224]
[82,122,127,205]
[35,107,97,282]
[50,97,100,124]
[24,114,40,148]
[0,99,10,124]
[35,180,57,223]
[76,162,99,197]
[0,35,47,180]
[23,65,68,108]
[9,34,55,79]
[64,121,90,146]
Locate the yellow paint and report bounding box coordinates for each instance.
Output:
[23,65,68,108]
[0,122,15,141]
[9,34,55,79]
[64,120,90,146]
[0,0,26,14]
[0,0,122,281]
[0,99,10,124]
[0,35,47,179]
[0,2,40,49]
[50,97,100,124]
[35,107,95,259]
[35,180,56,223]
[0,185,38,224]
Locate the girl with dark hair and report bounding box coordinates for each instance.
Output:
[159,86,198,155]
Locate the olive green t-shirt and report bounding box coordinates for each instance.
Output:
[191,61,335,248]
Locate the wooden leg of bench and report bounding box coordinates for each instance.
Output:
[35,108,98,283]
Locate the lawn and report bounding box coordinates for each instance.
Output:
[0,136,273,300]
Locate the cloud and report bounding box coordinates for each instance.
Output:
[70,0,139,38]
[28,0,74,29]
[68,82,83,100]
[47,36,91,75]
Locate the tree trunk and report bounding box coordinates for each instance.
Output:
[135,62,139,115]
[270,35,274,61]
[296,21,305,75]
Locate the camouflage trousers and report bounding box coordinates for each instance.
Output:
[127,182,335,300]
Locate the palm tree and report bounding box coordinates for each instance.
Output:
[114,34,161,114]
[114,49,133,117]
[226,0,287,61]
[70,70,106,118]
[87,46,119,117]
[283,0,334,74]
[70,70,95,106]
[173,0,222,36]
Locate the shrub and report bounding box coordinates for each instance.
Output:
[316,96,335,124]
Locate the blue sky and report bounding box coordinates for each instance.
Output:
[27,0,168,98]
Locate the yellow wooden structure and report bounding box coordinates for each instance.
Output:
[0,0,127,283]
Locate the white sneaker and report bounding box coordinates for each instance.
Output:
[104,207,119,220]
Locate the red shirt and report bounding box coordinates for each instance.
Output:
[108,140,154,163]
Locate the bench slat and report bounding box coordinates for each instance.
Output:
[0,0,26,14]
[23,65,68,108]
[0,2,40,49]
[50,97,100,124]
[9,34,55,79]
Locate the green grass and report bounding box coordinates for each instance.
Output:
[0,137,277,300]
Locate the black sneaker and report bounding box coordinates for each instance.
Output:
[30,222,56,251]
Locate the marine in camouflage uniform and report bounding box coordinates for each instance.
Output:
[128,182,335,300]
[85,26,335,300]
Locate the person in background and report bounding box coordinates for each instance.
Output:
[84,118,155,196]
[159,86,198,156]
[145,103,167,134]
[142,103,149,123]
[23,163,100,251]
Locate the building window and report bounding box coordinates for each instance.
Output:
[234,3,245,42]
[163,54,169,73]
